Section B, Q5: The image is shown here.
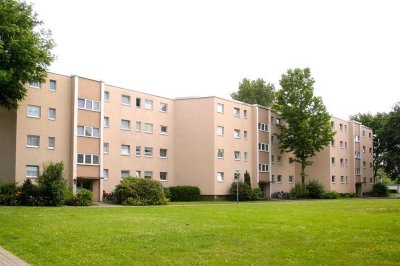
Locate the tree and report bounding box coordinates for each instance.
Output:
[244,171,251,186]
[274,68,334,185]
[0,0,55,110]
[37,161,67,206]
[350,112,389,178]
[382,103,400,181]
[231,78,275,108]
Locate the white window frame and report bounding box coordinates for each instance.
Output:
[243,110,248,118]
[217,149,224,159]
[144,171,153,179]
[217,126,224,136]
[121,170,130,178]
[121,119,131,130]
[234,151,241,161]
[78,98,100,112]
[277,175,282,183]
[331,175,336,183]
[26,165,39,178]
[289,175,294,183]
[216,172,224,182]
[243,131,248,139]
[144,147,153,157]
[160,102,168,112]
[27,105,41,118]
[258,164,269,172]
[144,123,153,134]
[103,169,109,181]
[135,170,141,178]
[234,107,240,117]
[217,103,224,114]
[27,135,40,148]
[77,126,100,138]
[77,153,100,165]
[160,172,168,182]
[48,137,55,150]
[258,143,269,152]
[144,99,153,110]
[160,125,168,135]
[136,121,141,132]
[121,95,131,106]
[104,117,109,128]
[258,123,268,132]
[234,129,241,139]
[136,97,141,108]
[160,148,168,158]
[244,152,248,162]
[103,143,109,154]
[48,108,56,120]
[49,80,56,92]
[121,145,130,156]
[136,146,141,156]
[104,91,110,102]
[29,82,41,89]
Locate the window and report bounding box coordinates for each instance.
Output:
[234,151,241,160]
[160,125,168,134]
[331,175,336,183]
[369,147,372,154]
[27,135,40,148]
[234,107,240,117]
[135,170,141,178]
[289,176,293,183]
[277,156,282,164]
[29,82,41,88]
[103,143,109,154]
[77,126,100,138]
[289,157,294,165]
[355,135,360,142]
[243,110,247,118]
[48,137,55,149]
[259,164,269,172]
[216,172,224,182]
[136,146,141,156]
[144,147,153,157]
[271,175,275,182]
[104,117,109,128]
[78,98,100,111]
[340,123,343,131]
[345,176,348,183]
[271,136,275,143]
[244,152,248,161]
[331,157,335,165]
[217,103,224,113]
[144,99,153,110]
[341,176,344,183]
[363,161,366,169]
[355,168,361,175]
[331,140,335,147]
[355,151,361,159]
[217,149,224,159]
[362,130,365,137]
[121,119,131,130]
[340,158,344,167]
[370,162,373,169]
[276,118,281,125]
[277,175,282,183]
[243,131,248,139]
[160,149,168,158]
[339,141,344,148]
[217,126,224,136]
[104,91,110,101]
[121,170,130,178]
[77,154,99,165]
[344,125,347,132]
[26,165,39,178]
[363,177,367,183]
[103,169,109,181]
[345,159,348,166]
[370,177,373,184]
[49,80,56,91]
[160,103,168,112]
[48,108,56,120]
[144,123,153,133]
[344,142,347,149]
[27,105,41,118]
[362,146,366,153]
[369,132,372,138]
[121,145,130,155]
[234,129,240,139]
[258,123,268,132]
[121,95,131,105]
[271,155,275,164]
[160,172,168,181]
[258,143,269,152]
[136,98,141,107]
[136,121,141,132]
[144,171,153,179]
[271,116,275,125]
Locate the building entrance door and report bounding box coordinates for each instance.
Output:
[355,183,362,197]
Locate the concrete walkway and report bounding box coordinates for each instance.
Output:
[0,247,30,266]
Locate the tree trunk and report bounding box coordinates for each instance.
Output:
[301,160,307,185]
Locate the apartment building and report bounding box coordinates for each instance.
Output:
[0,73,374,200]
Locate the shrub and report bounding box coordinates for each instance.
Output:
[271,191,290,199]
[66,189,94,206]
[0,181,20,206]
[163,187,171,200]
[20,178,42,206]
[37,162,67,206]
[168,186,201,201]
[322,191,339,199]
[306,180,325,199]
[253,187,263,199]
[229,182,257,201]
[372,183,389,197]
[289,184,309,199]
[114,177,167,206]
[244,171,251,186]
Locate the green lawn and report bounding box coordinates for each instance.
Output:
[0,199,399,265]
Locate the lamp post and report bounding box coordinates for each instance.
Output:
[235,170,240,203]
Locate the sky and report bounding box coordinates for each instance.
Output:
[29,0,400,120]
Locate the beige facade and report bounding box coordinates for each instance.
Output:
[0,73,374,200]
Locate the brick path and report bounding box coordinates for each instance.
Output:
[0,247,30,266]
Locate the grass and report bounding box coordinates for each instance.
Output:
[0,199,399,265]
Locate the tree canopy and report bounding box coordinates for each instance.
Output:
[0,0,55,110]
[382,103,400,181]
[231,78,275,108]
[274,68,334,184]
